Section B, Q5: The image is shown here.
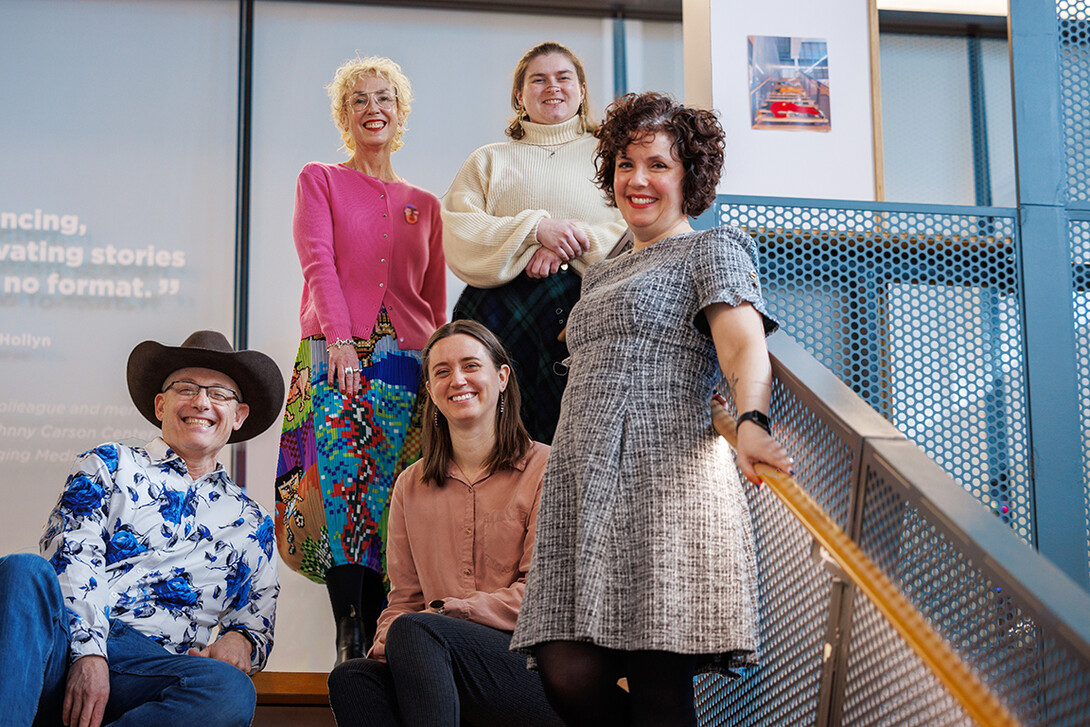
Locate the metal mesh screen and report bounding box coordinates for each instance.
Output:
[1068,218,1090,591]
[1060,3,1090,202]
[848,457,1090,726]
[695,371,854,724]
[879,34,976,206]
[879,33,1015,207]
[715,201,1032,544]
[1061,0,1090,599]
[840,588,972,726]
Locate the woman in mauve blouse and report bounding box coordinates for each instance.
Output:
[327,320,562,727]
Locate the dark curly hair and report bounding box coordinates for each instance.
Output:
[594,92,725,217]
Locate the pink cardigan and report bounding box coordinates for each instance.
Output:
[369,441,549,660]
[292,162,446,349]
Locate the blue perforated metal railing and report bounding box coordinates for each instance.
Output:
[1059,0,1090,601]
[693,332,1090,726]
[1061,3,1090,204]
[709,197,1029,544]
[1071,214,1090,588]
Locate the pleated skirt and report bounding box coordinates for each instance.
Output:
[274,309,425,582]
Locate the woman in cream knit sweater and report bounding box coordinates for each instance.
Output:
[441,41,625,444]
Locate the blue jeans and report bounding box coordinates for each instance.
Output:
[0,553,256,727]
[328,612,563,727]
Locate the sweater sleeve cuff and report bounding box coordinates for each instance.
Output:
[528,214,549,248]
[323,330,354,346]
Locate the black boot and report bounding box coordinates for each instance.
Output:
[334,608,364,666]
[360,566,387,654]
[326,564,366,665]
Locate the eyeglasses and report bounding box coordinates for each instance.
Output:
[347,90,397,112]
[162,380,241,403]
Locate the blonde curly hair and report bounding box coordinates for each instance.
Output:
[326,55,413,154]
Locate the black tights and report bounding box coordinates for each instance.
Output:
[535,641,698,727]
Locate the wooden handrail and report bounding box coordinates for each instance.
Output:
[712,401,1019,727]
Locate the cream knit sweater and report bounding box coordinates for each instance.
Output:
[441,115,626,288]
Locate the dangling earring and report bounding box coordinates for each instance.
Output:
[433,409,439,426]
[499,392,505,415]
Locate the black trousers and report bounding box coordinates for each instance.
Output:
[328,612,563,727]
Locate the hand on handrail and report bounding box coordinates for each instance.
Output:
[710,394,794,487]
[709,395,1018,727]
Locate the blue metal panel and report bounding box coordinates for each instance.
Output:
[1010,0,1088,587]
[967,34,992,207]
[612,11,627,98]
[1009,1,1065,210]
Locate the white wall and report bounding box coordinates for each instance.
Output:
[703,0,879,201]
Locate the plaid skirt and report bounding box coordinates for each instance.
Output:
[453,268,580,444]
[274,308,425,583]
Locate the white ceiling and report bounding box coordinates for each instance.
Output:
[876,0,1006,15]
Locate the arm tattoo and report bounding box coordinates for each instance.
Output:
[725,372,739,403]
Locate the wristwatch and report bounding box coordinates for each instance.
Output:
[428,599,446,615]
[737,410,771,433]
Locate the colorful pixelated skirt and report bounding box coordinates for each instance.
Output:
[274,308,425,583]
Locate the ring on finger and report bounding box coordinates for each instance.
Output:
[344,367,356,375]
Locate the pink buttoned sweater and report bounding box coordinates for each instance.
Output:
[293,162,446,349]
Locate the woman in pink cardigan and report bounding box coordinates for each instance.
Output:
[327,320,561,727]
[274,56,445,665]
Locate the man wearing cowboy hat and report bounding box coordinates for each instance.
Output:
[0,330,285,727]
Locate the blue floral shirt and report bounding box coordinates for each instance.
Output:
[40,438,279,671]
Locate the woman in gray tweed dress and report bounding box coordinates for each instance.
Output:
[510,92,794,727]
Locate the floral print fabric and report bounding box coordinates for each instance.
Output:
[39,438,279,671]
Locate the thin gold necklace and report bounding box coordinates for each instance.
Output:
[520,140,567,158]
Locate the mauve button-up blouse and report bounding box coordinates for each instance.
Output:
[369,441,549,660]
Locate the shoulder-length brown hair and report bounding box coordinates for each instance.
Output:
[505,40,597,140]
[419,320,531,486]
[594,92,725,217]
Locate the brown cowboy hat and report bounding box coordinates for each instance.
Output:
[126,330,285,443]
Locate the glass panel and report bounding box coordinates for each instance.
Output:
[0,0,238,554]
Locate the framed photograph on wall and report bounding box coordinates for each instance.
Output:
[748,35,831,131]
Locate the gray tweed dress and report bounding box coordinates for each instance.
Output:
[510,226,777,675]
